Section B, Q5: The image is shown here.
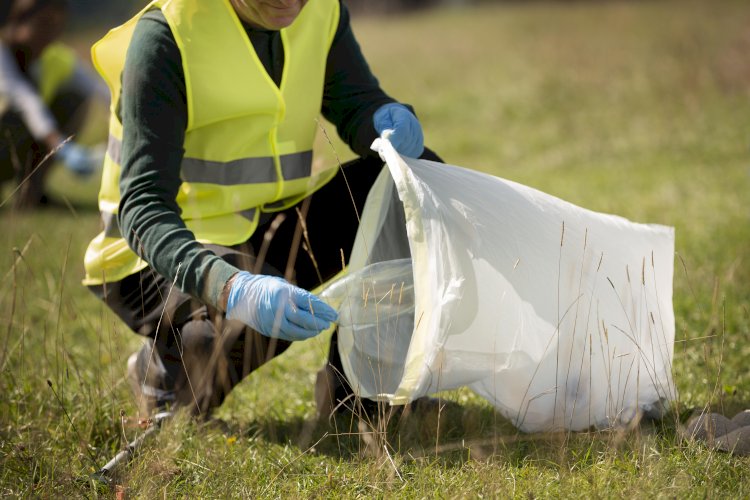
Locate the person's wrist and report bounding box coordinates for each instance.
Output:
[45,132,65,153]
[221,272,240,311]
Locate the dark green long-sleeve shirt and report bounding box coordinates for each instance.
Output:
[117,3,397,309]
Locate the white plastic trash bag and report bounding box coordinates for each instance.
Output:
[320,136,676,433]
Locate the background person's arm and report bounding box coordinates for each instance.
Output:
[0,40,60,150]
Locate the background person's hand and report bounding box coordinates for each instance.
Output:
[373,102,424,158]
[56,141,97,177]
[225,272,338,341]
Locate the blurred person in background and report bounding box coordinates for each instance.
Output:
[0,0,108,209]
[83,0,440,420]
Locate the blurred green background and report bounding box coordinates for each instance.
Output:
[2,0,749,496]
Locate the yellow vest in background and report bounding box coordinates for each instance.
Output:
[37,42,76,104]
[83,0,340,285]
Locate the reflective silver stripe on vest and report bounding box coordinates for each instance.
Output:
[102,211,121,238]
[181,156,276,185]
[107,134,122,165]
[181,151,312,185]
[106,134,311,185]
[279,151,313,180]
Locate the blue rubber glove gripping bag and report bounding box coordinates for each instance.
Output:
[226,272,337,342]
[373,103,424,158]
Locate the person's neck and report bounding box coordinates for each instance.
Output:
[228,0,264,30]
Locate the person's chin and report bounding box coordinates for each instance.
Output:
[264,15,297,29]
[263,5,304,29]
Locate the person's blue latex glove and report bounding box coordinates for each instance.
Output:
[57,141,96,177]
[225,272,338,341]
[373,103,424,158]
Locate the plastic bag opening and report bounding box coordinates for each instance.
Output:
[320,258,415,401]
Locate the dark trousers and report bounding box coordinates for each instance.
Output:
[88,154,385,416]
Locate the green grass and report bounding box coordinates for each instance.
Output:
[2,0,750,496]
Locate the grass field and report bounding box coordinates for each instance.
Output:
[2,0,750,496]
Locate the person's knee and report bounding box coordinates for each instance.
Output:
[179,318,215,360]
[152,317,216,387]
[167,318,224,414]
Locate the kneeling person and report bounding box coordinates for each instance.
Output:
[83,0,434,417]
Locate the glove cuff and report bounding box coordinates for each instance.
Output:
[225,271,253,316]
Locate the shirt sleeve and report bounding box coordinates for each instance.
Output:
[117,11,238,309]
[0,41,57,141]
[321,3,398,158]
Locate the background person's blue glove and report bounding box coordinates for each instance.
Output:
[225,272,338,341]
[56,141,96,177]
[373,103,424,158]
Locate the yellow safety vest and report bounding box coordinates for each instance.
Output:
[37,42,76,104]
[83,0,340,285]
